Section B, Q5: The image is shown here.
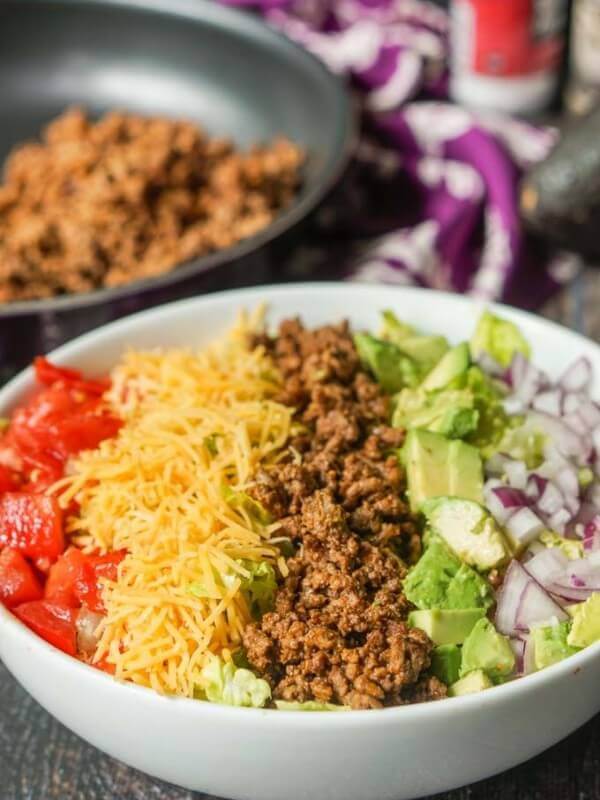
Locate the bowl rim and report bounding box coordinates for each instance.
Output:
[0,0,356,318]
[1,281,599,725]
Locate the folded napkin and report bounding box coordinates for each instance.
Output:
[223,0,578,308]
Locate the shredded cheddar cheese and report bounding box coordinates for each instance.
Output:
[52,310,292,697]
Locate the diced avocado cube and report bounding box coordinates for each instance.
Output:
[533,621,580,670]
[402,429,484,512]
[404,538,493,611]
[431,644,462,685]
[354,333,419,393]
[459,618,515,681]
[380,310,416,342]
[421,343,470,392]
[446,563,494,611]
[421,497,510,571]
[449,669,493,697]
[404,538,461,610]
[408,608,486,645]
[567,593,600,648]
[470,310,530,369]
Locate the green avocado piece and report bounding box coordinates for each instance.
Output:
[380,310,416,341]
[421,497,510,571]
[567,593,600,648]
[469,311,531,369]
[404,537,493,611]
[392,387,479,439]
[449,669,493,697]
[446,563,494,610]
[533,621,580,670]
[421,343,470,392]
[402,429,484,512]
[408,608,486,645]
[380,310,450,370]
[354,333,420,393]
[404,538,461,610]
[460,618,515,681]
[431,644,462,685]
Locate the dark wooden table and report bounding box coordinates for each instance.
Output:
[1,268,599,800]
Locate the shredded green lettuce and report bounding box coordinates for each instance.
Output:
[237,559,277,619]
[222,486,273,527]
[274,700,349,712]
[188,558,277,619]
[470,310,531,368]
[199,655,271,708]
[392,387,479,439]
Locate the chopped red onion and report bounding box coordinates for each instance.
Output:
[528,412,591,464]
[503,396,526,416]
[496,560,531,635]
[563,412,589,436]
[532,389,562,417]
[506,507,546,548]
[584,518,600,552]
[476,352,504,377]
[554,467,579,500]
[505,459,528,490]
[578,401,600,431]
[558,357,592,393]
[515,580,568,631]
[537,482,565,516]
[526,474,547,502]
[548,507,572,534]
[76,608,104,656]
[562,393,584,415]
[524,548,569,587]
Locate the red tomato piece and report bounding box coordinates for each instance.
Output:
[0,464,21,493]
[0,548,43,608]
[44,547,89,607]
[34,357,82,386]
[75,550,126,613]
[0,493,64,562]
[34,357,110,396]
[13,600,77,655]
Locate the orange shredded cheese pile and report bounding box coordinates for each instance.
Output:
[53,311,292,697]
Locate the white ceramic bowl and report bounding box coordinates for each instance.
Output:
[1,283,599,800]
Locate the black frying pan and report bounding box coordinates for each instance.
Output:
[0,0,355,375]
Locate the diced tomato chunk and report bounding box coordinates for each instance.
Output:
[0,493,64,562]
[45,547,88,607]
[45,547,126,613]
[0,548,43,607]
[93,657,116,675]
[75,550,126,613]
[34,357,110,396]
[13,600,77,655]
[0,464,21,493]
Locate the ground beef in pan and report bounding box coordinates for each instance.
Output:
[0,108,303,302]
[243,320,447,709]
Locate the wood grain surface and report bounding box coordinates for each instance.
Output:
[1,268,599,800]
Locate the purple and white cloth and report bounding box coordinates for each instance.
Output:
[223,0,577,308]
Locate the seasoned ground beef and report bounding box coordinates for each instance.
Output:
[243,319,447,709]
[0,108,303,302]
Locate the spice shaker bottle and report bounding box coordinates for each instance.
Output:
[564,0,600,115]
[450,0,567,114]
